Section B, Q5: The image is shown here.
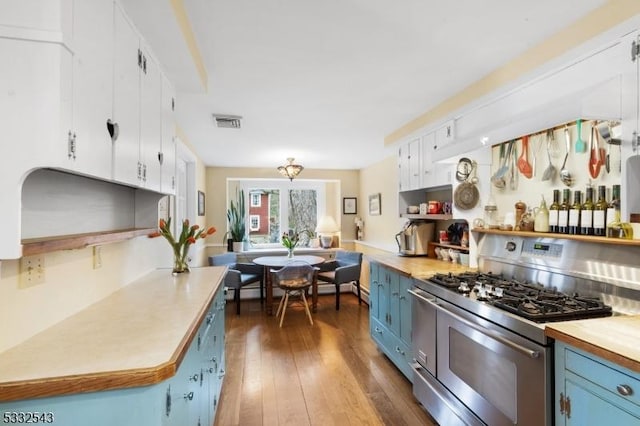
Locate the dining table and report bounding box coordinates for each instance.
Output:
[253,255,325,315]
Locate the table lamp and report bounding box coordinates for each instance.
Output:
[316,216,339,248]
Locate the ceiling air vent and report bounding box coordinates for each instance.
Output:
[212,114,242,129]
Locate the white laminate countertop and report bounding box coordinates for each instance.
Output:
[0,266,226,401]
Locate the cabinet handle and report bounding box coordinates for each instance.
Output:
[165,386,172,416]
[183,391,194,401]
[616,384,633,396]
[559,392,565,415]
[395,346,405,355]
[189,374,199,382]
[158,151,164,165]
[142,55,147,74]
[218,369,225,379]
[374,326,383,334]
[391,291,399,296]
[137,49,142,68]
[206,313,214,325]
[106,119,119,142]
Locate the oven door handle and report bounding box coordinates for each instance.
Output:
[409,288,540,359]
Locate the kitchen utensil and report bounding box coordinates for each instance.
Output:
[559,126,575,187]
[470,160,479,184]
[455,157,473,182]
[541,131,557,181]
[548,128,560,157]
[575,119,586,153]
[588,124,602,179]
[596,121,622,174]
[531,133,544,178]
[454,179,480,210]
[491,141,513,188]
[517,135,533,178]
[509,143,518,190]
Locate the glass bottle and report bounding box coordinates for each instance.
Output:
[534,196,549,232]
[606,184,620,229]
[558,189,571,234]
[568,190,582,235]
[606,185,633,239]
[580,186,594,236]
[548,190,561,233]
[593,185,607,236]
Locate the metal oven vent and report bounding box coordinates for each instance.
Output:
[212,114,242,129]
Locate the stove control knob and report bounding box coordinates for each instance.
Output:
[506,241,517,252]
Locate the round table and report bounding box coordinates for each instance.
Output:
[253,255,325,315]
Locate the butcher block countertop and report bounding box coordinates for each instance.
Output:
[366,253,475,279]
[545,315,640,374]
[0,267,226,402]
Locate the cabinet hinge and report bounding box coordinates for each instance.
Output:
[142,55,147,74]
[137,162,142,180]
[67,131,76,160]
[142,164,147,182]
[171,176,175,189]
[633,131,639,153]
[158,151,164,165]
[632,39,640,62]
[137,49,142,68]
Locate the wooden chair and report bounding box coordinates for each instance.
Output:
[271,260,318,327]
[317,251,363,310]
[208,253,264,315]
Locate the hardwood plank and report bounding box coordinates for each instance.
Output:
[215,294,436,426]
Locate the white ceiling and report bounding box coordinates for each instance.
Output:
[121,0,607,171]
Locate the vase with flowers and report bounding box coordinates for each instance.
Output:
[150,218,216,274]
[281,229,313,258]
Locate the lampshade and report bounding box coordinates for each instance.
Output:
[277,157,304,181]
[316,216,339,234]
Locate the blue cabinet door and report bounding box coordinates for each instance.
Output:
[369,262,381,320]
[399,275,413,346]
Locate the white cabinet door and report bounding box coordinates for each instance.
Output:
[434,120,455,152]
[139,43,162,192]
[435,163,453,186]
[67,0,114,179]
[113,5,141,187]
[161,75,177,195]
[398,138,421,191]
[421,132,437,188]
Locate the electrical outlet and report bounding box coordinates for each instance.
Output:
[20,255,45,287]
[93,246,102,269]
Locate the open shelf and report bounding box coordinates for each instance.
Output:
[22,228,156,256]
[401,213,454,220]
[472,228,640,246]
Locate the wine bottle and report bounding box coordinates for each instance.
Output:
[558,189,571,234]
[593,185,607,236]
[568,190,582,235]
[606,184,620,228]
[606,185,632,238]
[548,190,560,233]
[580,186,594,235]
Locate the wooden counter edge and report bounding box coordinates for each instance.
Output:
[545,327,640,374]
[0,271,225,402]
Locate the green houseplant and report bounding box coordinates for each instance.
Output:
[227,189,246,251]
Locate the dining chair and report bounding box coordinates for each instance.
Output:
[271,260,318,327]
[208,253,264,315]
[317,251,363,310]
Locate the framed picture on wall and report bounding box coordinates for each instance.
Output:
[197,191,205,216]
[343,197,357,215]
[368,193,381,216]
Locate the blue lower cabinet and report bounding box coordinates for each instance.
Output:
[0,288,226,426]
[368,262,413,381]
[555,342,640,425]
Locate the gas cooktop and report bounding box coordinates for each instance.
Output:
[429,272,613,323]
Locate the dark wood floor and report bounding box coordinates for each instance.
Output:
[215,294,437,426]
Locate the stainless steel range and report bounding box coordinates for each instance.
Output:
[409,234,640,426]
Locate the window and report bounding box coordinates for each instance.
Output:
[231,179,333,249]
[249,215,260,231]
[250,192,261,207]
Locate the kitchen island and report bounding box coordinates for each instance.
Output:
[0,267,226,426]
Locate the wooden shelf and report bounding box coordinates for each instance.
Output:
[401,213,454,220]
[428,241,469,252]
[22,228,156,256]
[472,228,640,246]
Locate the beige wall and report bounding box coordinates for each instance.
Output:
[204,166,359,252]
[358,155,403,254]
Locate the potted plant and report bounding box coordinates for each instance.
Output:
[227,188,246,252]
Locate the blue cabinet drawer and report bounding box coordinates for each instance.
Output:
[565,348,640,409]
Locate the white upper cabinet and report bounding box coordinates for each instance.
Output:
[398,138,421,191]
[64,0,114,178]
[112,4,164,191]
[113,5,142,187]
[160,75,177,195]
[421,132,436,188]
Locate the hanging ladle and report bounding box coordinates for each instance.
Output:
[517,135,533,179]
[491,140,514,188]
[559,126,574,187]
[541,130,557,182]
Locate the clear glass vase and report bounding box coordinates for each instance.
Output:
[172,245,190,274]
[287,248,294,258]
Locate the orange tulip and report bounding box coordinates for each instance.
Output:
[207,227,216,235]
[159,219,166,229]
[187,237,197,244]
[148,231,161,238]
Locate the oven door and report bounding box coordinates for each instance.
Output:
[435,298,551,426]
